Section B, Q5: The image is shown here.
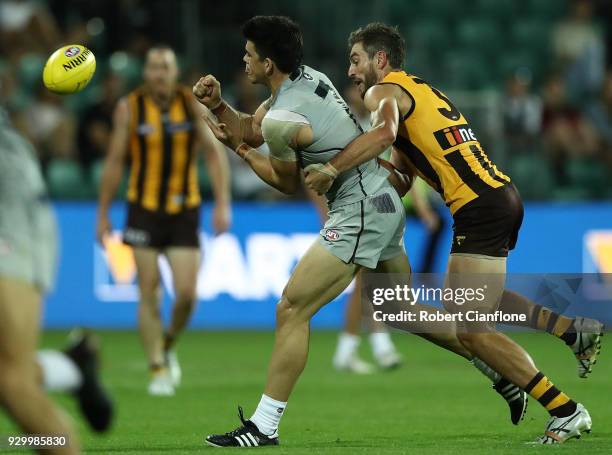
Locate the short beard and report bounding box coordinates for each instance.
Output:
[362,64,378,97]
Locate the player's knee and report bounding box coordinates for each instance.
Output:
[138,285,160,305]
[276,288,311,327]
[174,286,197,308]
[276,292,301,325]
[138,299,160,319]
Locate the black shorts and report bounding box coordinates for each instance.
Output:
[123,204,200,249]
[451,183,523,257]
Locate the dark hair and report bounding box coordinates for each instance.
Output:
[348,22,406,69]
[147,44,175,55]
[242,16,303,74]
[146,44,176,61]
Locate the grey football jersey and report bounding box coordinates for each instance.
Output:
[267,65,390,208]
[0,123,49,206]
[0,118,57,291]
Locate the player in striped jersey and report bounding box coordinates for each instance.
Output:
[97,46,231,396]
[305,22,600,444]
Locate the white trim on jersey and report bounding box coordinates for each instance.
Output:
[264,109,310,125]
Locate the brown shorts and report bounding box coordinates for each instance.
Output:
[451,183,523,257]
[123,204,200,249]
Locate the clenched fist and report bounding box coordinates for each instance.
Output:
[193,75,222,109]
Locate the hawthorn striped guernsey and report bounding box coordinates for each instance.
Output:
[125,86,200,214]
[381,71,511,214]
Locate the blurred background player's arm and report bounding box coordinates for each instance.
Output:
[193,102,232,234]
[409,180,440,233]
[96,98,129,243]
[193,75,268,147]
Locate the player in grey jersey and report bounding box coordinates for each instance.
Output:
[0,111,112,454]
[193,16,526,448]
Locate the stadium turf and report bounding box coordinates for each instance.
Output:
[1,330,610,454]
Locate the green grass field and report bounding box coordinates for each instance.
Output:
[1,330,610,454]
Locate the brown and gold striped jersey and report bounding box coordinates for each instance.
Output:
[382,71,510,214]
[126,85,200,214]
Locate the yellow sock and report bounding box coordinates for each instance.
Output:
[524,372,577,417]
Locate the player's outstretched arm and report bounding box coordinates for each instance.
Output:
[96,98,129,244]
[195,102,232,234]
[193,75,267,147]
[203,115,302,195]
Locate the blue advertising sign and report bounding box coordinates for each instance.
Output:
[43,202,612,329]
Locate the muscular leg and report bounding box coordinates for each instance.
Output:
[164,247,201,349]
[446,254,579,421]
[499,289,575,342]
[0,277,78,455]
[264,241,358,401]
[133,248,164,369]
[374,253,471,359]
[369,252,529,425]
[445,254,538,384]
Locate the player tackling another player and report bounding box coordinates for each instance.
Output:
[305,22,602,444]
[191,16,571,447]
[97,46,231,396]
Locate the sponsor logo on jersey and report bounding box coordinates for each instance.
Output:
[433,124,478,150]
[455,235,466,246]
[324,229,340,242]
[62,48,91,71]
[166,121,192,133]
[136,123,155,135]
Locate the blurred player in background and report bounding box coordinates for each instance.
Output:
[96,45,231,396]
[0,109,112,454]
[402,179,445,273]
[306,22,602,444]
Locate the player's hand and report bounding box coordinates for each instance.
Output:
[193,75,222,109]
[304,163,337,195]
[203,115,242,150]
[212,203,231,235]
[378,158,413,197]
[96,214,112,245]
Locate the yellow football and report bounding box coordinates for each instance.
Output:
[43,44,96,95]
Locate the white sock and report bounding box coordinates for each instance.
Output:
[37,350,83,392]
[333,333,360,367]
[250,394,286,437]
[471,357,501,384]
[369,331,396,359]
